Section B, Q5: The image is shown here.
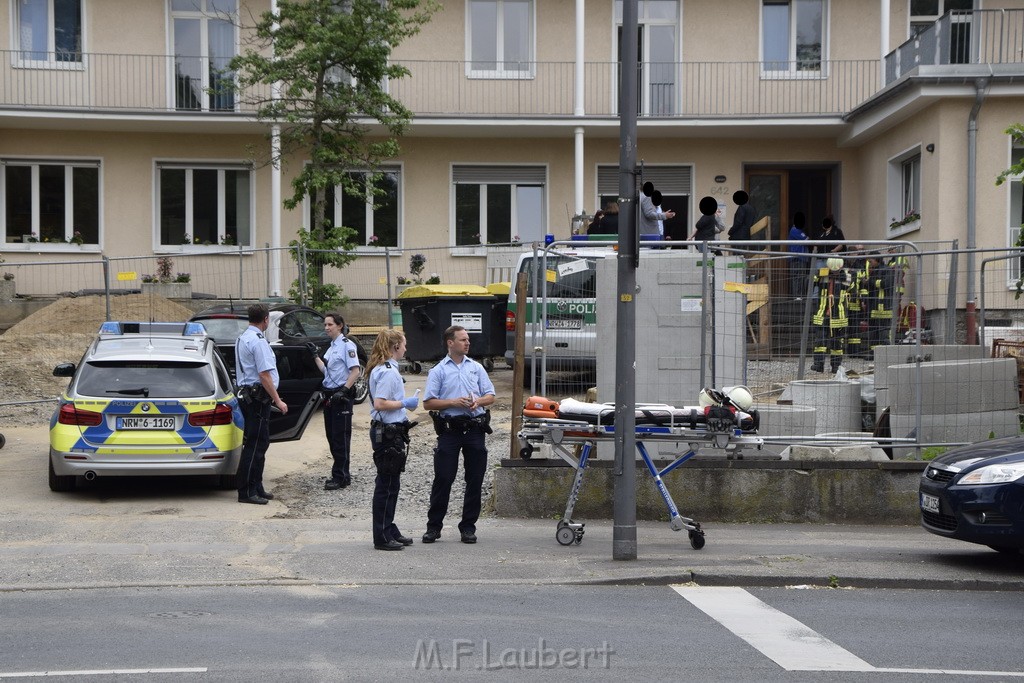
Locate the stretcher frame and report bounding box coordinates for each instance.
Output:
[517,418,763,549]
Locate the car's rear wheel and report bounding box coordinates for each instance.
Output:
[48,455,75,493]
[352,365,369,405]
[216,474,237,491]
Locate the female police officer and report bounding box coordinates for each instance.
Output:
[312,313,361,490]
[366,329,419,551]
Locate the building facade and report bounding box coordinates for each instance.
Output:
[1,0,1023,308]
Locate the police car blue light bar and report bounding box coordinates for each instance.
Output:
[98,321,208,337]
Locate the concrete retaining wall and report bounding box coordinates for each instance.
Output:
[492,459,926,524]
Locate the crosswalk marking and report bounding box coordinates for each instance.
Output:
[673,586,874,672]
[672,586,1024,677]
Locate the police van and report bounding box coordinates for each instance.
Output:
[504,246,615,386]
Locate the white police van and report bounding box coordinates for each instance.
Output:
[504,246,615,386]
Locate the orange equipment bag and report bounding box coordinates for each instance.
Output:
[523,396,559,419]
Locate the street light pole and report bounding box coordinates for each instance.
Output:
[613,0,639,561]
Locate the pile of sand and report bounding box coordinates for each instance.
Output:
[2,294,196,423]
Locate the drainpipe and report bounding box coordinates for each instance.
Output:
[574,0,585,220]
[965,77,988,345]
[880,0,890,85]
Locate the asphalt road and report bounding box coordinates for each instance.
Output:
[1,586,1023,681]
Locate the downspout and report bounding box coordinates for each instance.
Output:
[573,0,585,220]
[270,0,282,297]
[965,77,989,345]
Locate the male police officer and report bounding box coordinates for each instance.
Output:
[236,303,288,504]
[421,325,496,545]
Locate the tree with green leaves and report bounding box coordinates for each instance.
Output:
[228,0,436,308]
[996,123,1024,299]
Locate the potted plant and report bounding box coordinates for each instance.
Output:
[141,256,192,299]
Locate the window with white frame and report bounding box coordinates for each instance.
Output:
[170,0,237,111]
[452,165,545,246]
[467,0,534,78]
[910,0,972,36]
[886,147,922,236]
[157,163,252,247]
[762,0,826,74]
[2,160,99,245]
[305,168,402,248]
[1008,145,1023,281]
[16,0,82,63]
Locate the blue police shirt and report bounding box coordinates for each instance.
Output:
[235,325,278,388]
[323,335,360,390]
[369,361,406,424]
[424,355,495,418]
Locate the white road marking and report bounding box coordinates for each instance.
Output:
[0,668,206,678]
[672,586,1024,677]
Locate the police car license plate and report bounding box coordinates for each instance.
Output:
[920,493,940,514]
[546,318,582,330]
[117,416,176,430]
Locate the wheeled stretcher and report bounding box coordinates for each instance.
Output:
[517,399,763,550]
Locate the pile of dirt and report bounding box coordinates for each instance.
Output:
[1,294,195,424]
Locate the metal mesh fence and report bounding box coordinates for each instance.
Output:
[5,240,1023,454]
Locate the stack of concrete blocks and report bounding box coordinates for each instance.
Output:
[873,345,985,420]
[887,356,1021,444]
[594,251,746,460]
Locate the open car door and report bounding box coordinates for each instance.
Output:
[213,342,325,443]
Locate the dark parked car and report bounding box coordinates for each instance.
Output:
[189,304,369,440]
[920,435,1024,555]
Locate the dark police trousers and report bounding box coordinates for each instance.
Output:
[426,427,487,535]
[371,423,404,545]
[237,399,271,498]
[324,394,353,484]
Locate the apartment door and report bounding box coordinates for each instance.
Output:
[744,168,833,247]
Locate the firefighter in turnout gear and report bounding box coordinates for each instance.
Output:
[868,254,897,351]
[845,251,871,359]
[810,257,850,373]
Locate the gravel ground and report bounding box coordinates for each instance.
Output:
[267,415,515,525]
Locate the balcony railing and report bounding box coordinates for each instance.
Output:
[886,9,1024,84]
[0,51,881,120]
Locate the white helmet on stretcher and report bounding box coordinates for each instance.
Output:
[722,385,754,411]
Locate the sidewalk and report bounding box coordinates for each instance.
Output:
[1,426,1021,592]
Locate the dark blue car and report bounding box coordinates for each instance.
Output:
[919,435,1024,555]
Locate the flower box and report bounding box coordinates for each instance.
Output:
[0,279,14,301]
[141,282,192,299]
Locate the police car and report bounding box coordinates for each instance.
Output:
[49,322,253,492]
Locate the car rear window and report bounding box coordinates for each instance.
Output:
[519,255,599,298]
[195,318,249,343]
[76,361,216,399]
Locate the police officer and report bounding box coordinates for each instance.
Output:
[421,325,496,545]
[235,303,288,505]
[367,328,419,551]
[311,313,361,490]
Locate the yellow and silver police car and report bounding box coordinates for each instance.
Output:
[48,321,243,492]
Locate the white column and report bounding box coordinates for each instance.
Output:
[575,0,585,117]
[574,126,585,218]
[270,0,282,296]
[271,124,282,297]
